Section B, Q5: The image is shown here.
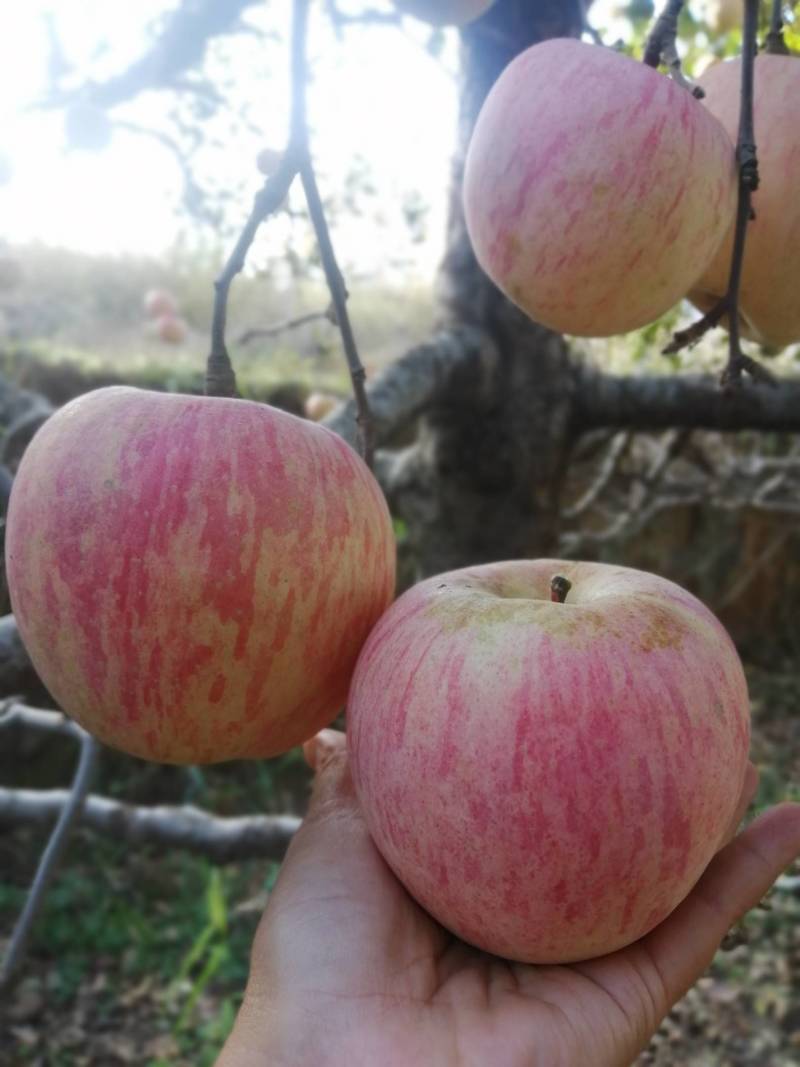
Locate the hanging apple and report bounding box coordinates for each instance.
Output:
[463,38,737,337]
[6,387,396,764]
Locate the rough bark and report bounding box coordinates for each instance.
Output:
[369,1,588,577]
[576,370,800,432]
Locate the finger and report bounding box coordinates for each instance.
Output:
[643,802,800,1007]
[720,761,759,846]
[302,728,346,773]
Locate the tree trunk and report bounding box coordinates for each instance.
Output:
[390,1,588,578]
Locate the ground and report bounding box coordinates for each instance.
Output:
[0,665,798,1067]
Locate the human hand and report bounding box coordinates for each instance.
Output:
[218,729,800,1067]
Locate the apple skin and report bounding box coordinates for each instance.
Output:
[392,0,494,26]
[688,55,800,348]
[347,560,750,964]
[463,39,737,338]
[6,387,396,764]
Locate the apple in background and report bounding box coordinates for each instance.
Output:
[6,387,396,764]
[155,313,188,344]
[348,559,750,964]
[304,391,339,422]
[688,55,800,348]
[143,288,178,319]
[392,0,495,26]
[703,0,740,34]
[256,147,283,177]
[463,38,737,338]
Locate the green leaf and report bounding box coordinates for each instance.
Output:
[206,868,228,934]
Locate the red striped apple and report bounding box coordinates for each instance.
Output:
[688,54,800,348]
[392,0,495,26]
[463,39,737,337]
[347,560,750,963]
[6,387,396,764]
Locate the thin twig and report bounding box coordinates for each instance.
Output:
[206,0,374,466]
[721,0,769,389]
[662,298,728,354]
[765,0,790,54]
[642,0,703,96]
[0,732,99,990]
[716,527,792,609]
[663,0,774,383]
[236,309,331,345]
[206,0,311,398]
[300,160,374,465]
[563,431,632,519]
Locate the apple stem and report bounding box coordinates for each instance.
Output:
[662,0,775,388]
[720,0,774,391]
[765,0,790,55]
[550,575,572,603]
[642,0,704,99]
[206,0,375,467]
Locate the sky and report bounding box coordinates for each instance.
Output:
[0,1,629,279]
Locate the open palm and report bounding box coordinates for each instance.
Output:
[219,730,800,1067]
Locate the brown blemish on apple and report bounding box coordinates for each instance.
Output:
[638,606,688,652]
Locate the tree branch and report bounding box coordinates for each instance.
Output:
[323,327,486,449]
[576,371,800,433]
[0,733,99,990]
[0,789,300,865]
[765,0,790,54]
[237,309,331,345]
[38,0,262,112]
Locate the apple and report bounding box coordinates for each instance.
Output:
[347,559,750,963]
[688,55,800,348]
[256,147,283,176]
[392,0,495,26]
[703,0,740,35]
[463,38,737,338]
[155,313,188,344]
[6,387,396,764]
[304,391,339,422]
[143,288,178,319]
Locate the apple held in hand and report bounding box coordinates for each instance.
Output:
[392,0,495,26]
[348,560,750,964]
[688,54,800,348]
[6,387,395,764]
[463,39,737,337]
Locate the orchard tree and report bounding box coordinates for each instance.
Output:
[2,0,800,1007]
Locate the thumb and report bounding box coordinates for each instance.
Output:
[301,728,361,821]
